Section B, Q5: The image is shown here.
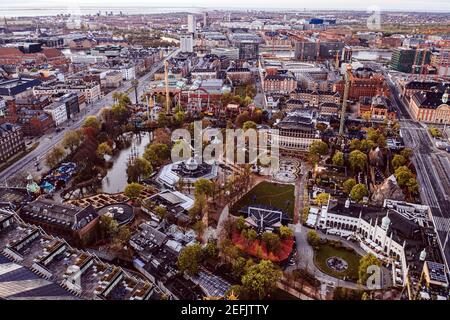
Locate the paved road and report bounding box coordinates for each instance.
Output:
[292,224,366,290]
[0,49,180,184]
[383,66,450,270]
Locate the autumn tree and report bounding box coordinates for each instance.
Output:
[279,225,293,239]
[307,230,320,247]
[82,115,101,131]
[152,128,171,145]
[315,193,330,207]
[96,142,113,158]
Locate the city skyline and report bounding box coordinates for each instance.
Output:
[3,0,450,12]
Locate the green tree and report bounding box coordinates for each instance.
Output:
[309,140,329,156]
[45,146,66,168]
[232,257,248,278]
[343,178,357,195]
[406,178,419,194]
[391,154,407,170]
[358,254,381,285]
[202,240,218,259]
[99,214,119,240]
[236,216,246,231]
[236,111,251,128]
[154,205,167,220]
[96,142,113,158]
[349,150,367,172]
[349,138,361,151]
[400,148,412,161]
[307,230,320,247]
[241,260,282,299]
[192,220,206,236]
[316,122,328,132]
[394,166,414,188]
[143,143,170,167]
[429,127,442,138]
[174,111,186,124]
[360,139,376,153]
[62,130,83,153]
[316,193,330,207]
[82,115,101,131]
[116,226,132,245]
[126,157,153,182]
[262,232,281,253]
[243,120,257,131]
[193,178,214,198]
[124,182,144,199]
[157,112,170,127]
[332,151,344,166]
[111,103,130,124]
[350,183,368,202]
[361,292,370,300]
[242,96,253,107]
[177,243,203,275]
[279,225,293,239]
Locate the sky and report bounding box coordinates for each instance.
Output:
[2,0,450,11]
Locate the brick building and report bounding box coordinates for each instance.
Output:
[333,67,389,101]
[0,123,25,162]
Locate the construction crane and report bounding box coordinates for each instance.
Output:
[163,60,171,115]
[338,65,352,145]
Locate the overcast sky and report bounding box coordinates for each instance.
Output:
[3,0,450,11]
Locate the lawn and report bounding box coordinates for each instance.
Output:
[314,244,361,282]
[230,181,295,218]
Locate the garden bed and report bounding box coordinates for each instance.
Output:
[313,243,361,282]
